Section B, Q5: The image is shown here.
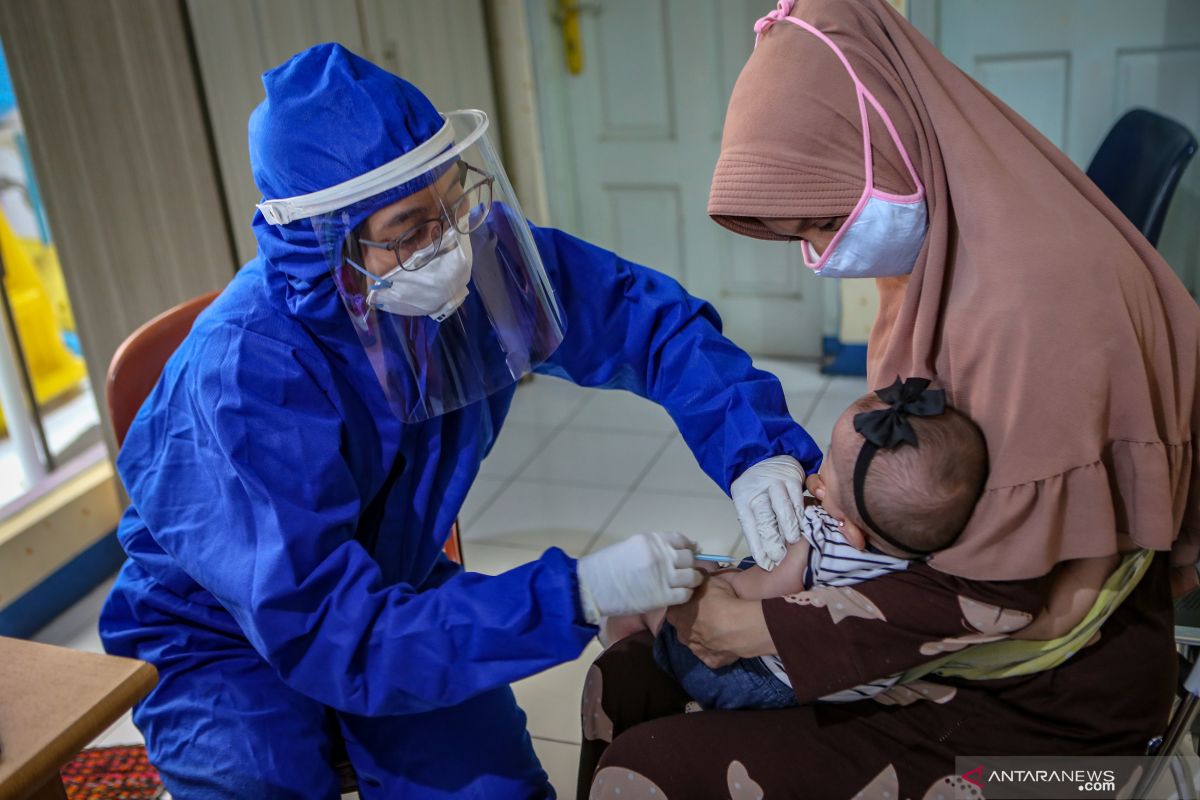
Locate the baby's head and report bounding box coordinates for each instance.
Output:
[808,392,988,559]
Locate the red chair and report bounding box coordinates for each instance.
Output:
[107,290,220,447]
[106,290,464,564]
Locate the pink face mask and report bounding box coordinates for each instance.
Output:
[755,1,928,279]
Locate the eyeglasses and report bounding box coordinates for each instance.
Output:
[359,162,494,272]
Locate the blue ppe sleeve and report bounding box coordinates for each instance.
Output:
[531,224,823,490]
[132,324,596,717]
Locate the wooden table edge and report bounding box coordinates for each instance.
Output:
[0,660,157,800]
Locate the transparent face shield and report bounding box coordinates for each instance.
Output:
[258,111,565,422]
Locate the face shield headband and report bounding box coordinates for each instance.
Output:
[257,110,565,423]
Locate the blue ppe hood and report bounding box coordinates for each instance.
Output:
[248,42,445,293]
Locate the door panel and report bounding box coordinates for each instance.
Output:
[534,0,827,357]
[974,54,1071,148]
[606,185,685,282]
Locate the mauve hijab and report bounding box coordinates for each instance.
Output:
[710,0,1200,581]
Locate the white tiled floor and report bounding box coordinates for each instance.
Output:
[29,358,866,800]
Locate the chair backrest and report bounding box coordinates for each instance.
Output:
[1086,108,1198,247]
[106,290,219,448]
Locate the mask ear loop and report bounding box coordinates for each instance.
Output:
[860,89,925,203]
[340,232,394,292]
[343,250,393,291]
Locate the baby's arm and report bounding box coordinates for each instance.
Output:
[723,539,812,600]
[1011,554,1119,640]
[600,546,820,644]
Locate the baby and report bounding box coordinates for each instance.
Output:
[608,382,992,709]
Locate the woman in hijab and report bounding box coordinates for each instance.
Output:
[578,1,1200,797]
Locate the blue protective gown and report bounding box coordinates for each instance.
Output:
[98,43,822,799]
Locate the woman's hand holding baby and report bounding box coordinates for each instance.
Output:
[667,575,774,669]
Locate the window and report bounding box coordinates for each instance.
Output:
[0,39,102,515]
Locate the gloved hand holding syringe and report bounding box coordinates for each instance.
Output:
[575,531,705,624]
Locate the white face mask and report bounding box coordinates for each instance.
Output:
[801,193,927,279]
[755,8,928,280]
[362,228,473,321]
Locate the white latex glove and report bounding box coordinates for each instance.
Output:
[576,532,703,625]
[730,455,806,571]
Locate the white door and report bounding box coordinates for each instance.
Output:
[529,0,831,358]
[914,0,1200,293]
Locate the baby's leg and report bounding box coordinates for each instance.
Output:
[723,540,811,600]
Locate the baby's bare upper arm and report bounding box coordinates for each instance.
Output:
[725,540,812,600]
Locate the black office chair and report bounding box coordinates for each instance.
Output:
[1086,108,1197,247]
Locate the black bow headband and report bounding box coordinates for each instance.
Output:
[851,377,946,557]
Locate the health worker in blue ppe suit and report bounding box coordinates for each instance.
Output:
[99,43,822,799]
